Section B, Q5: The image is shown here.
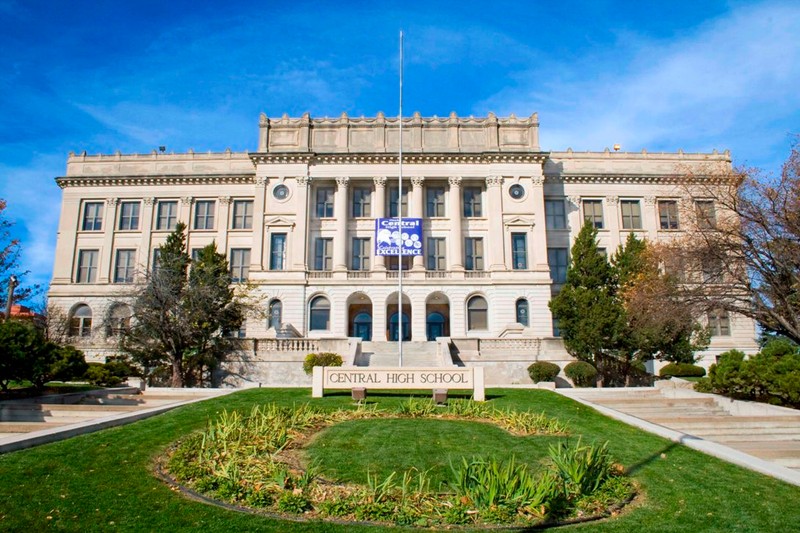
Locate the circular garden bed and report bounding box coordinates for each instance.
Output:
[160,398,637,528]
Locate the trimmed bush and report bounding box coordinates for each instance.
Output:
[565,361,597,387]
[302,352,343,375]
[659,363,706,378]
[527,361,561,383]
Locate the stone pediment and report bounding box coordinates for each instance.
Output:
[264,216,295,228]
[504,216,535,228]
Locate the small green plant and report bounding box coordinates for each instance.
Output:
[549,439,613,499]
[564,361,597,387]
[302,352,343,374]
[277,491,312,514]
[659,363,706,378]
[396,397,436,417]
[527,361,561,383]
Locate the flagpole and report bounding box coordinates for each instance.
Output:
[397,29,404,367]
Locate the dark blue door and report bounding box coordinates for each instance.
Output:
[426,312,445,341]
[389,312,410,341]
[353,312,372,341]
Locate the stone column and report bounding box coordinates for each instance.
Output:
[530,175,550,271]
[567,195,582,243]
[333,176,350,271]
[179,196,193,227]
[99,198,119,283]
[643,196,657,240]
[448,176,463,270]
[605,196,620,252]
[486,175,505,271]
[293,176,311,270]
[411,176,425,270]
[217,196,232,252]
[138,197,155,278]
[372,176,387,271]
[251,177,267,271]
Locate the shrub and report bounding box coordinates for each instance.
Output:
[49,345,88,382]
[527,361,560,383]
[659,363,706,378]
[85,363,122,386]
[302,352,343,375]
[564,361,597,387]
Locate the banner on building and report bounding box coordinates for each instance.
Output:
[375,218,423,256]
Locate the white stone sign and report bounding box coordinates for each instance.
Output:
[312,366,485,401]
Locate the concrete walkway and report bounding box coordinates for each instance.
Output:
[558,382,800,487]
[0,387,233,454]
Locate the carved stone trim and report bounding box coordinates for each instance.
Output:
[335,176,350,188]
[181,196,194,205]
[373,176,387,188]
[249,153,548,166]
[604,196,619,205]
[296,176,312,188]
[530,175,545,186]
[106,198,120,206]
[254,176,267,187]
[485,175,504,187]
[567,196,582,207]
[644,196,656,206]
[448,176,463,187]
[219,196,232,205]
[143,197,155,206]
[410,176,425,188]
[55,174,255,189]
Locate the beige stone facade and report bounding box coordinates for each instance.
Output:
[49,113,758,383]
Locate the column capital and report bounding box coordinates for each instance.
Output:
[604,196,619,206]
[644,196,656,206]
[373,176,387,188]
[448,176,462,187]
[181,196,194,205]
[485,175,504,188]
[531,175,545,186]
[143,197,156,205]
[567,195,581,207]
[219,196,232,205]
[335,176,350,189]
[297,176,312,188]
[106,197,120,206]
[254,175,268,188]
[410,176,425,188]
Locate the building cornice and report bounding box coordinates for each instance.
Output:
[546,173,734,185]
[55,174,255,189]
[249,152,550,165]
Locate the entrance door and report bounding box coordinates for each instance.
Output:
[389,312,411,341]
[426,312,445,341]
[353,312,372,341]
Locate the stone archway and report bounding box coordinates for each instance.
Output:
[425,291,450,341]
[346,292,373,341]
[385,291,412,341]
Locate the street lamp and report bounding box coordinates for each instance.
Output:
[4,274,18,320]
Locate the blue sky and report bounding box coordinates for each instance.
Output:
[1,0,798,295]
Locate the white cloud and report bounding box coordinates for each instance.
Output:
[480,2,800,165]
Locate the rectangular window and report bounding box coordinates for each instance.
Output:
[81,202,103,231]
[388,186,408,217]
[696,200,716,229]
[545,199,566,229]
[583,200,604,229]
[620,200,642,229]
[548,247,569,284]
[387,255,413,271]
[511,233,528,270]
[76,250,98,283]
[426,187,445,217]
[427,237,446,270]
[708,310,731,336]
[194,200,215,230]
[351,187,372,218]
[270,233,286,271]
[314,238,333,271]
[659,200,679,230]
[232,200,253,229]
[152,249,161,273]
[315,187,334,218]
[552,318,561,337]
[118,201,140,231]
[702,256,724,283]
[191,248,203,262]
[351,238,370,271]
[229,248,250,283]
[114,249,136,283]
[156,201,178,231]
[464,237,484,270]
[463,187,483,217]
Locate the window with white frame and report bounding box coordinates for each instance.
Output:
[464,237,484,270]
[351,187,372,218]
[620,200,642,230]
[708,310,731,336]
[309,296,331,331]
[659,200,679,230]
[232,200,253,229]
[156,201,178,230]
[118,201,140,231]
[229,248,250,282]
[582,200,604,229]
[314,238,333,271]
[82,202,103,231]
[114,249,136,283]
[695,200,716,229]
[315,187,334,218]
[194,200,215,230]
[548,247,568,284]
[463,186,483,217]
[427,238,446,270]
[76,250,98,283]
[270,233,286,270]
[511,233,527,270]
[387,186,408,217]
[69,304,93,337]
[545,199,566,229]
[426,186,445,217]
[351,237,370,271]
[467,295,488,330]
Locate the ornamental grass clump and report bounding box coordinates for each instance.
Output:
[165,401,634,528]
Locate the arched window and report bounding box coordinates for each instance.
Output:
[106,304,132,337]
[467,296,488,331]
[268,299,283,330]
[309,296,331,331]
[516,299,529,327]
[70,304,93,337]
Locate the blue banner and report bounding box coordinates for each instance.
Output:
[375,218,423,256]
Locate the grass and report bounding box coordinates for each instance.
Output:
[1,388,799,531]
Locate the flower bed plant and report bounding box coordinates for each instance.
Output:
[164,399,634,528]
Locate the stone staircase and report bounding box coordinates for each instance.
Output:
[561,387,800,473]
[358,341,441,367]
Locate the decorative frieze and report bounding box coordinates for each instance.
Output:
[485,175,504,187]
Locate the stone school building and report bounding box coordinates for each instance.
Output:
[48,113,758,385]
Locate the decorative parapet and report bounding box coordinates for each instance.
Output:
[256,112,541,154]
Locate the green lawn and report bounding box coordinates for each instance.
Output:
[0,388,798,532]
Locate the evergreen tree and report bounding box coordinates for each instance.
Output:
[549,224,624,385]
[122,223,246,387]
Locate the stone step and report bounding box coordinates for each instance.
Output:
[709,432,800,443]
[688,426,800,437]
[0,421,66,433]
[597,397,719,407]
